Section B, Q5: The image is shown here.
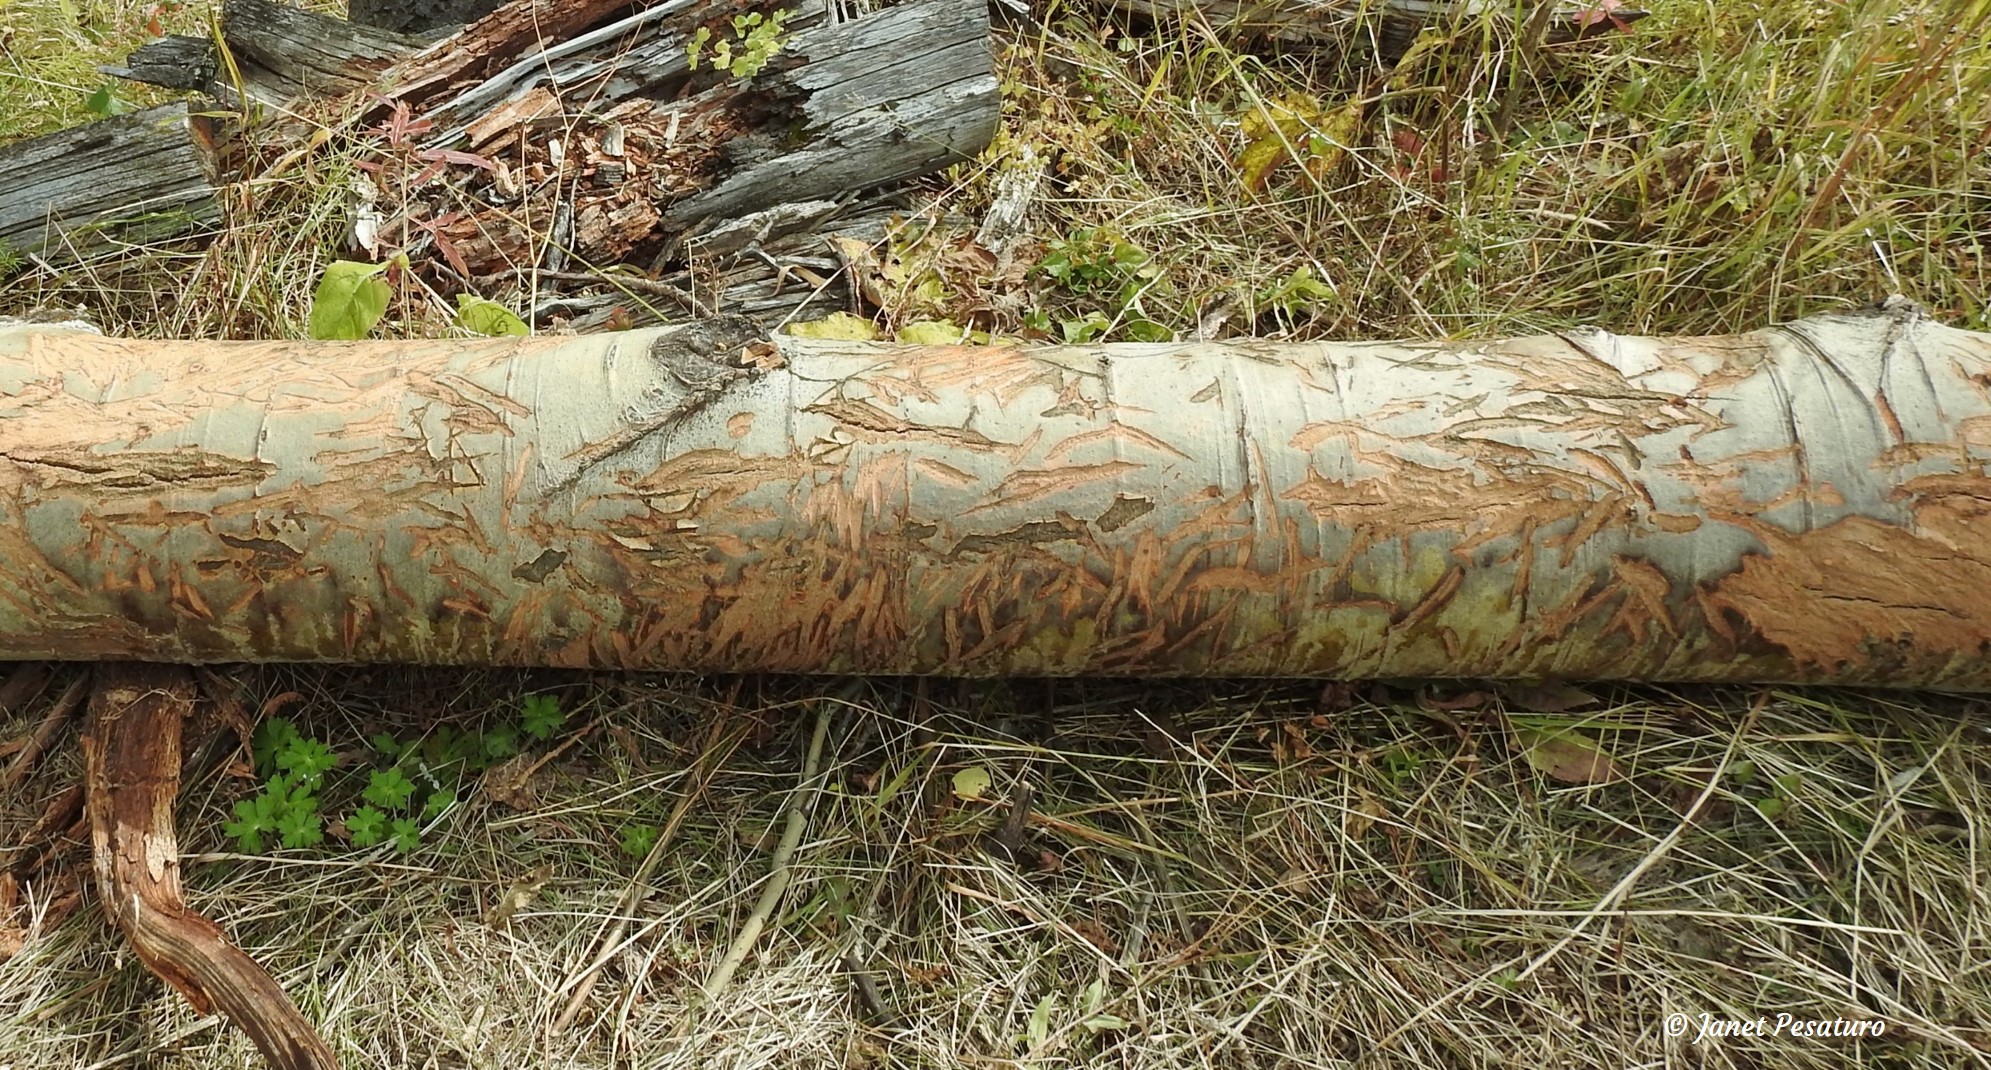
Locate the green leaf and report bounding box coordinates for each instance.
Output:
[422,788,458,821]
[223,819,264,854]
[951,766,993,801]
[370,731,407,759]
[896,320,964,344]
[481,725,520,762]
[521,694,566,741]
[1026,993,1055,1049]
[390,817,422,854]
[620,823,660,858]
[1754,796,1788,821]
[363,767,417,811]
[307,260,392,340]
[224,795,278,853]
[253,717,302,777]
[276,806,324,850]
[454,294,529,337]
[1060,311,1109,345]
[346,806,388,847]
[84,84,131,118]
[275,736,336,786]
[785,312,881,340]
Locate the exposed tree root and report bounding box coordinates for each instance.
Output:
[83,663,337,1070]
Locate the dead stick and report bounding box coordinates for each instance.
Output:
[0,675,87,796]
[83,663,337,1070]
[702,698,835,1000]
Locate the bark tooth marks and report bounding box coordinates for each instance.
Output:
[5,448,274,494]
[5,307,1991,683]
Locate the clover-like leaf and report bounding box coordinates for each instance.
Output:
[363,767,417,811]
[620,823,660,859]
[346,805,388,848]
[521,694,566,741]
[390,817,422,854]
[276,806,324,850]
[276,736,336,786]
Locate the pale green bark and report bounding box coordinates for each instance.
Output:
[2,299,1988,685]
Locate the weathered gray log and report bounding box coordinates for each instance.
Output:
[9,1,409,266]
[402,0,997,274]
[103,35,218,92]
[3,299,1990,687]
[27,0,993,318]
[0,105,219,262]
[106,0,420,101]
[222,0,421,100]
[668,0,999,230]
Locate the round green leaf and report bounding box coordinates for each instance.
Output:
[455,295,529,337]
[308,260,392,340]
[951,765,993,801]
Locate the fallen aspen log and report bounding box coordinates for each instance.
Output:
[2,298,1989,686]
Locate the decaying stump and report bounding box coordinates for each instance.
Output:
[3,299,1990,687]
[82,664,336,1070]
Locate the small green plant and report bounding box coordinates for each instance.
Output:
[1032,229,1174,342]
[521,693,567,741]
[1753,771,1804,821]
[362,767,417,811]
[223,724,334,854]
[83,83,133,118]
[687,9,793,79]
[1256,265,1336,320]
[226,691,578,857]
[619,823,661,859]
[344,805,389,848]
[389,817,423,854]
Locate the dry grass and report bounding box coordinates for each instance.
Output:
[3,0,1991,1066]
[5,675,1990,1068]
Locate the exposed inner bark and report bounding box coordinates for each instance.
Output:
[82,664,336,1070]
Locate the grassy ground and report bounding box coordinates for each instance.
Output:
[3,0,1991,1066]
[5,674,1991,1068]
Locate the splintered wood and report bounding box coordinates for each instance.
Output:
[0,0,998,298]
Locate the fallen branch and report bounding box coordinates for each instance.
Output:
[82,664,336,1070]
[703,698,834,1000]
